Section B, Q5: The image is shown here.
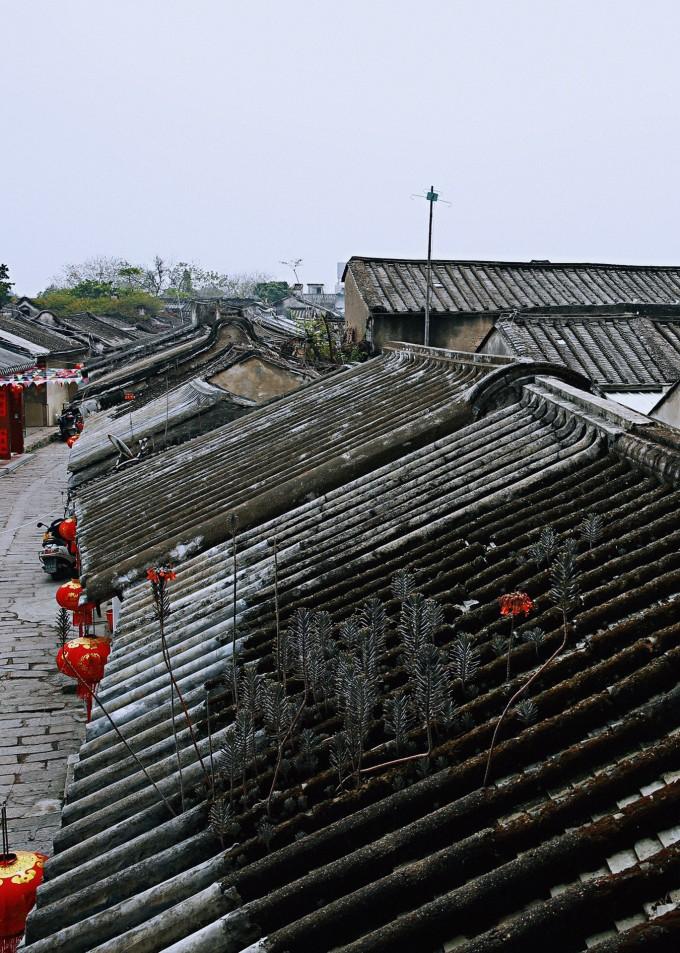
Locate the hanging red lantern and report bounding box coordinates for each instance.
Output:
[0,851,47,953]
[56,636,111,720]
[66,435,79,449]
[55,579,83,611]
[58,517,77,542]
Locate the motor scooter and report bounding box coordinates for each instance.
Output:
[37,518,77,579]
[57,404,83,442]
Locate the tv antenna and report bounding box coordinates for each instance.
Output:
[412,186,451,346]
[280,258,303,285]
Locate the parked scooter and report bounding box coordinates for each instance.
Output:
[37,518,77,579]
[57,404,83,442]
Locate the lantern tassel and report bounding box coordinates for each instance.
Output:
[1,935,21,953]
[75,682,97,721]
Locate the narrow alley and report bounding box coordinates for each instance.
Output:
[0,441,85,856]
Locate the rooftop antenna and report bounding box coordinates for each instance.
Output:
[412,186,451,346]
[280,258,303,286]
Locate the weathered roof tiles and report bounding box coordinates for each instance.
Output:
[68,350,319,487]
[25,376,680,952]
[345,257,680,315]
[76,345,526,601]
[480,314,680,387]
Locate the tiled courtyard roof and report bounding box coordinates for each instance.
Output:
[25,373,680,952]
[482,314,680,386]
[346,256,680,315]
[68,348,319,487]
[75,346,521,601]
[42,310,151,348]
[0,312,85,355]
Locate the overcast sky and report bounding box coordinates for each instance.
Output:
[3,0,680,294]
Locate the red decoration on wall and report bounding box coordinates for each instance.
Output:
[56,637,111,720]
[0,851,47,953]
[0,391,9,461]
[55,579,83,611]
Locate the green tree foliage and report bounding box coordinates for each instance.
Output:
[254,280,290,304]
[34,287,160,322]
[0,263,13,305]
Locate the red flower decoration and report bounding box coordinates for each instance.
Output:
[499,592,534,617]
[146,567,177,583]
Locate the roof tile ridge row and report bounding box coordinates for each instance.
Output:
[348,255,680,273]
[527,378,680,484]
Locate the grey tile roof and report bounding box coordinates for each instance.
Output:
[0,344,35,372]
[42,311,151,348]
[482,315,680,386]
[82,313,298,406]
[81,325,215,397]
[75,346,514,601]
[0,313,86,354]
[68,351,319,487]
[346,256,680,315]
[25,373,680,952]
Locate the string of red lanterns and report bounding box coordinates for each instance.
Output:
[53,520,110,719]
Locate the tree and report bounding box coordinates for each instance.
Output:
[34,288,160,322]
[56,256,131,288]
[254,280,290,305]
[0,263,13,305]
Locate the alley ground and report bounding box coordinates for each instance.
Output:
[0,439,86,855]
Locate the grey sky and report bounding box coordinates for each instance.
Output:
[3,0,680,295]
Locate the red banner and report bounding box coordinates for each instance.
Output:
[0,390,9,460]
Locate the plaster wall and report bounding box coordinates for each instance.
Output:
[373,313,495,354]
[208,357,307,403]
[477,329,513,358]
[343,271,370,341]
[651,386,680,430]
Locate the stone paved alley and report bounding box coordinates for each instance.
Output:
[0,441,85,855]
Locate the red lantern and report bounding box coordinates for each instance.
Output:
[56,637,111,720]
[0,851,47,953]
[8,383,22,397]
[66,435,79,448]
[55,579,83,611]
[58,517,77,542]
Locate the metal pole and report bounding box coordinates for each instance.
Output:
[424,185,434,347]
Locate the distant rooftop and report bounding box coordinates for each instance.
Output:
[345,256,680,315]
